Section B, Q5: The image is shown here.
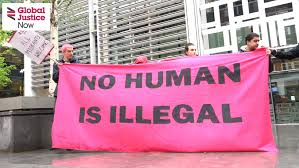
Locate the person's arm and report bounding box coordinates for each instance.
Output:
[272,44,299,60]
[52,63,59,83]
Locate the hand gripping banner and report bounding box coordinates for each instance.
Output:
[52,48,277,152]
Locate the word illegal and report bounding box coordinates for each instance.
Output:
[79,104,242,124]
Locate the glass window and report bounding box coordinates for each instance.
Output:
[281,63,288,70]
[281,62,295,70]
[265,3,293,17]
[248,0,259,13]
[233,0,243,17]
[219,4,229,26]
[289,63,295,69]
[285,25,298,45]
[208,32,224,49]
[206,7,215,23]
[270,73,299,123]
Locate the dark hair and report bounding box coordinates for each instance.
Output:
[185,43,195,53]
[245,33,259,44]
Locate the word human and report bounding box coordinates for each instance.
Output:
[80,63,241,90]
[79,104,242,124]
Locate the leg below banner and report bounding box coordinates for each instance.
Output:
[269,76,279,145]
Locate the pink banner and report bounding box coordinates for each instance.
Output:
[52,48,277,152]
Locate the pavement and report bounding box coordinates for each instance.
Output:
[0,148,298,168]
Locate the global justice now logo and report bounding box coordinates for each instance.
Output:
[2,3,51,31]
[7,7,15,20]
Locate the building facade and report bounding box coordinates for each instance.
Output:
[97,0,187,64]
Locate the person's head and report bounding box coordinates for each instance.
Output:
[61,44,74,61]
[134,55,148,64]
[245,33,260,51]
[184,43,197,56]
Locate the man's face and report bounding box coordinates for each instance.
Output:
[186,45,197,56]
[63,47,73,60]
[246,37,260,51]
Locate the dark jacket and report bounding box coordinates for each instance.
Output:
[272,44,299,60]
[52,57,79,97]
[239,46,274,72]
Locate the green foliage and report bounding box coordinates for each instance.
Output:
[0,30,13,46]
[0,49,16,87]
[0,0,16,88]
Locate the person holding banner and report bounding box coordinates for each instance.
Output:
[184,43,198,56]
[50,44,78,151]
[133,43,198,64]
[239,33,260,53]
[240,33,299,72]
[240,32,299,58]
[52,44,79,101]
[134,55,148,64]
[240,33,276,72]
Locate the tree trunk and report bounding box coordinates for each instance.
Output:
[49,0,59,96]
